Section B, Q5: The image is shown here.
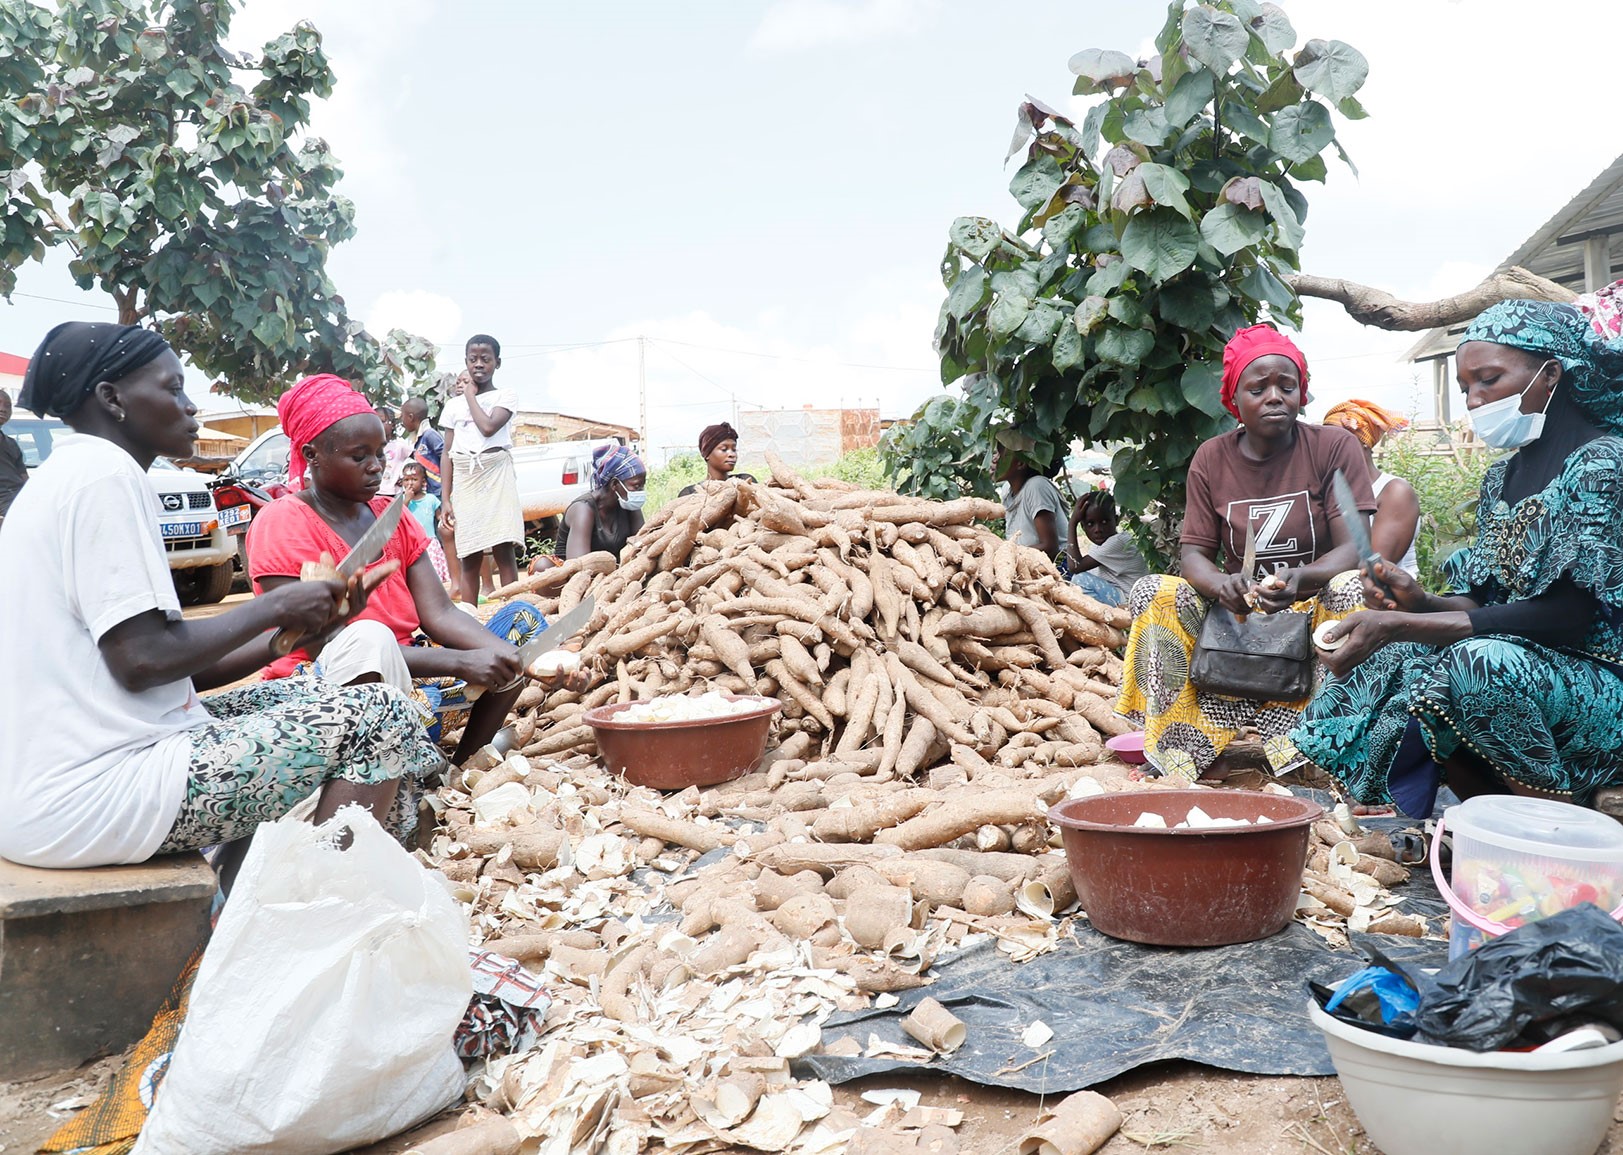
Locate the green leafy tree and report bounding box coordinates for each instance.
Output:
[0,0,433,403]
[886,0,1367,531]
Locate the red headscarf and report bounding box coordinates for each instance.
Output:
[1219,324,1309,419]
[277,373,377,490]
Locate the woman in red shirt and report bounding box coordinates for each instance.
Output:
[248,375,544,764]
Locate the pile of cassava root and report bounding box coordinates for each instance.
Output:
[462,453,1136,780]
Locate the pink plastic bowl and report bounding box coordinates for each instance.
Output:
[1106,731,1147,765]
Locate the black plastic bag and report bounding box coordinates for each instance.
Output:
[1405,903,1623,1052]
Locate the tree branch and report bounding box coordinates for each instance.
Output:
[1284,266,1577,331]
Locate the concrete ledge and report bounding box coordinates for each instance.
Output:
[0,853,215,1079]
[0,854,218,919]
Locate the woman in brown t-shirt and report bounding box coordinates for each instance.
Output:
[1114,325,1374,782]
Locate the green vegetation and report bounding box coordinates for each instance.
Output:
[0,0,435,402]
[886,0,1367,517]
[1377,434,1497,592]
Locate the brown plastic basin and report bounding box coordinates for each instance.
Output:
[1048,790,1322,947]
[584,695,782,790]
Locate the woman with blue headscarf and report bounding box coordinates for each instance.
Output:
[550,443,647,564]
[1292,300,1623,815]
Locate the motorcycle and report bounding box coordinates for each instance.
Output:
[209,471,290,589]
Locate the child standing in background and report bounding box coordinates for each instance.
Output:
[400,462,450,584]
[1066,489,1148,607]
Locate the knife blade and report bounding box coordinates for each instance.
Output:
[1239,520,1258,617]
[464,595,596,701]
[1331,469,1391,599]
[269,495,408,657]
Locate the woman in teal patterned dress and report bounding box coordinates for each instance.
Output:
[1293,300,1623,816]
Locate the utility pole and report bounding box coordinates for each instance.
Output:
[637,334,646,453]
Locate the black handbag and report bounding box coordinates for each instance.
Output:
[1189,605,1315,700]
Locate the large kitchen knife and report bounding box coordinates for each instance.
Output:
[464,595,596,701]
[269,494,407,657]
[1331,469,1392,600]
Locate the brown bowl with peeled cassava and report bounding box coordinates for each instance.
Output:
[584,694,782,790]
[1048,790,1322,947]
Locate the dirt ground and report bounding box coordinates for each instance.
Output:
[4,598,1598,1153]
[8,1048,1623,1155]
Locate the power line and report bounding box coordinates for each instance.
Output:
[6,289,118,312]
[647,339,765,409]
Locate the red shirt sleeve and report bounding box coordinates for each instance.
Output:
[246,496,431,679]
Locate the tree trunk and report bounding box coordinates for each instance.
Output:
[114,285,140,326]
[1284,266,1576,331]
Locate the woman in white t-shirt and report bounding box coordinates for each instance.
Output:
[438,333,524,598]
[0,322,443,874]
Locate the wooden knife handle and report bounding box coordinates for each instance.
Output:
[268,556,347,659]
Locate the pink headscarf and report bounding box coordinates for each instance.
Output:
[277,374,376,490]
[1219,324,1309,419]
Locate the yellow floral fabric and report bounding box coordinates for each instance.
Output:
[1114,572,1364,782]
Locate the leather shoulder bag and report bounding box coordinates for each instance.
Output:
[1189,605,1315,700]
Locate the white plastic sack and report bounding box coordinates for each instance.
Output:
[133,805,472,1155]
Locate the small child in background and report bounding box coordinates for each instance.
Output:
[400,462,451,584]
[1066,489,1148,608]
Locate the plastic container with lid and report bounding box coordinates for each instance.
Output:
[1432,795,1623,958]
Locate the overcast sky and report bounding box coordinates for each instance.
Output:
[2,0,1620,461]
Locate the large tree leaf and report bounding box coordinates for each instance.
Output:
[1181,361,1231,418]
[1220,175,1266,210]
[1238,262,1296,312]
[1008,153,1064,212]
[1073,295,1109,336]
[1120,208,1198,282]
[1111,168,1151,213]
[1122,106,1170,147]
[1136,162,1193,219]
[1163,68,1214,130]
[948,216,1003,262]
[1068,47,1138,94]
[1267,100,1334,163]
[1199,203,1267,255]
[988,293,1032,338]
[1016,301,1065,345]
[1041,203,1087,250]
[1220,99,1271,146]
[1292,39,1368,101]
[1181,6,1248,75]
[1079,102,1107,159]
[1051,321,1084,371]
[1096,325,1156,366]
[1257,180,1304,251]
[1086,259,1129,296]
[944,265,989,320]
[1250,3,1296,54]
[1157,276,1218,331]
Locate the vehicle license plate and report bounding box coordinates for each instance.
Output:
[218,505,252,528]
[161,521,208,539]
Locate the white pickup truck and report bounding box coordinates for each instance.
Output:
[512,438,621,525]
[11,408,237,604]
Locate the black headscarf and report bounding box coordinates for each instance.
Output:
[18,322,172,419]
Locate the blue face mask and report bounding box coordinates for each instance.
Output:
[1469,359,1556,450]
[617,486,647,512]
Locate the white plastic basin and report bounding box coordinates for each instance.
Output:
[1310,999,1623,1155]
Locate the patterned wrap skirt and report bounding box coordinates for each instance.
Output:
[1290,636,1623,813]
[1114,571,1364,781]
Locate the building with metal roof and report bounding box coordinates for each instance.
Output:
[1406,152,1623,424]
